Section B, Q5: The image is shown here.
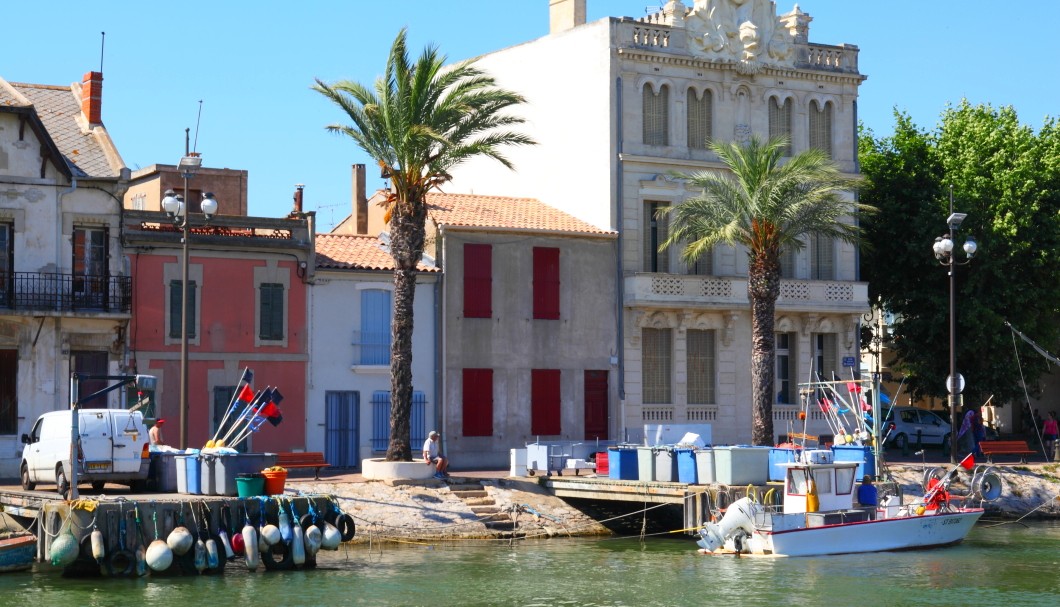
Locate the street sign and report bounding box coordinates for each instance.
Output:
[842,356,856,368]
[946,373,966,394]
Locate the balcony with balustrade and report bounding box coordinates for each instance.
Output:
[624,273,868,314]
[0,271,131,316]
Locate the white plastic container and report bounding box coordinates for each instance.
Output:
[801,449,835,464]
[654,449,676,482]
[695,449,716,484]
[509,448,528,477]
[713,446,769,485]
[637,447,655,481]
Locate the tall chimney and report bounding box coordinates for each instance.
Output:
[293,184,305,214]
[549,0,586,34]
[81,71,103,125]
[352,164,368,234]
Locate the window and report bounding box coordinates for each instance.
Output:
[642,328,672,404]
[687,329,716,404]
[259,282,285,341]
[73,226,107,308]
[370,390,427,451]
[464,243,492,318]
[168,280,197,339]
[533,247,560,320]
[0,350,16,434]
[643,83,669,146]
[643,202,669,273]
[687,88,712,149]
[779,248,795,279]
[809,100,833,158]
[0,223,11,306]
[776,332,796,404]
[358,289,391,364]
[688,249,713,275]
[769,97,793,155]
[813,333,837,379]
[810,233,835,280]
[531,369,561,435]
[462,369,494,436]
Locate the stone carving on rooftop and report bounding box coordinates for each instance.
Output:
[686,0,796,71]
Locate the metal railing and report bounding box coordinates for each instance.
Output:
[0,271,131,313]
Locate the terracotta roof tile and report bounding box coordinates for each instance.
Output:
[424,192,613,235]
[315,234,438,272]
[4,79,121,178]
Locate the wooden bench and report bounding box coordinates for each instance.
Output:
[980,440,1036,463]
[276,452,330,479]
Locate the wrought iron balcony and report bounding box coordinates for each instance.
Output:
[0,271,131,314]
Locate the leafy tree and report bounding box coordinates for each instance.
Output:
[314,29,533,461]
[665,136,869,445]
[860,102,1060,410]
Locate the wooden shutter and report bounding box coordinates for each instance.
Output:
[686,88,712,149]
[533,247,560,320]
[531,369,561,435]
[462,368,494,436]
[463,244,492,318]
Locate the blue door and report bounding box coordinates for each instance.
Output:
[325,391,359,468]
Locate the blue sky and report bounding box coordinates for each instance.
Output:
[5,1,1057,228]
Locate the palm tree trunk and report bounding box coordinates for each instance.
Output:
[385,198,428,462]
[748,258,780,446]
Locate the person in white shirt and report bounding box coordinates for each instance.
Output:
[422,431,449,479]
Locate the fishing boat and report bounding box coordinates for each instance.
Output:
[0,532,36,573]
[696,449,996,557]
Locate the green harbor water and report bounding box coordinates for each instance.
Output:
[2,520,1058,607]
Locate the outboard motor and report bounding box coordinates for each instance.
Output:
[697,497,759,553]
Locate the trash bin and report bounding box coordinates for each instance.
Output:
[213,454,242,496]
[675,448,698,484]
[236,473,265,498]
[654,448,677,482]
[150,452,180,493]
[175,455,188,493]
[695,448,715,484]
[200,456,218,496]
[510,448,528,477]
[184,455,201,494]
[608,448,637,480]
[637,447,655,482]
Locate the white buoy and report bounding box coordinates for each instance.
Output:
[90,528,105,562]
[291,523,305,566]
[206,538,220,569]
[218,529,235,559]
[321,522,341,550]
[194,539,206,573]
[167,526,193,556]
[242,525,259,572]
[261,524,281,546]
[304,525,322,556]
[146,539,173,572]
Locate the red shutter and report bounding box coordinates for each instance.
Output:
[533,247,560,320]
[462,368,493,436]
[463,244,492,318]
[531,369,561,435]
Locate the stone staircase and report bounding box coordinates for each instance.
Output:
[446,479,518,536]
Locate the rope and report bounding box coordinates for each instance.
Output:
[1010,325,1049,460]
[980,492,1060,527]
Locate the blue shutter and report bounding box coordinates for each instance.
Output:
[411,391,427,446]
[360,290,391,365]
[370,391,390,451]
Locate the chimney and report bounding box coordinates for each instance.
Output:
[293,184,305,215]
[81,71,103,125]
[352,164,368,234]
[549,0,586,34]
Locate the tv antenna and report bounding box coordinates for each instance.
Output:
[193,100,203,153]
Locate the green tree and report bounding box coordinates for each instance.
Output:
[314,29,533,461]
[860,102,1060,409]
[665,136,869,445]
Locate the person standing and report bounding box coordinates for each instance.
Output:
[149,418,166,446]
[1043,412,1058,460]
[422,431,449,479]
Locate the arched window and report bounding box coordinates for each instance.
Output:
[643,83,669,146]
[687,88,712,149]
[769,96,793,155]
[809,100,833,158]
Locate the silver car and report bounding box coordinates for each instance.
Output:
[883,407,952,452]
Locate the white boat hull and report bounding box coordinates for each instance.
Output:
[745,509,983,557]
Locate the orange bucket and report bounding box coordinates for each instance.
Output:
[262,469,288,495]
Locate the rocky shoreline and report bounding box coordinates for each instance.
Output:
[287,462,1060,544]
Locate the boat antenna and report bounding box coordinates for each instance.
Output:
[192,100,203,153]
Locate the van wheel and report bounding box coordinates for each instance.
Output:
[91,481,106,492]
[21,463,36,491]
[56,465,70,498]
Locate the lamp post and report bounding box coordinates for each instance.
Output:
[162,155,218,450]
[932,188,977,464]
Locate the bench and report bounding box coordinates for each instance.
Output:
[276,452,330,479]
[980,440,1036,463]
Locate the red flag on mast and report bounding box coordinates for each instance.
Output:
[959,452,975,470]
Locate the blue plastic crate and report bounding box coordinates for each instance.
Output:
[832,445,876,480]
[768,447,799,482]
[675,448,698,484]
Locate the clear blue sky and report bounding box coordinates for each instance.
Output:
[6,1,1057,228]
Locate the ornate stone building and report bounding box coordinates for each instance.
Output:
[449,0,868,444]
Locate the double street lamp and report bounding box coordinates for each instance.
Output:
[932,191,977,464]
[162,154,218,450]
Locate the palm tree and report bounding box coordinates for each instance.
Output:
[664,136,869,445]
[314,29,533,461]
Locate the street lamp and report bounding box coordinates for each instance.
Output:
[932,189,977,464]
[162,156,218,450]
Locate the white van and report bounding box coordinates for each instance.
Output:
[20,409,150,495]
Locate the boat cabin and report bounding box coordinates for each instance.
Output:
[781,450,859,514]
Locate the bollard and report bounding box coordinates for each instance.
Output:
[1054,441,1059,462]
[915,430,923,453]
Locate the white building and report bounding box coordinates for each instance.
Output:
[449,0,869,444]
[0,71,131,477]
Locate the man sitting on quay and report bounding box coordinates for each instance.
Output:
[423,430,449,479]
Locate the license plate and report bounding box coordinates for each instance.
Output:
[86,462,110,472]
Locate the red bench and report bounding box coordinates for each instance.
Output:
[980,440,1036,463]
[276,452,330,480]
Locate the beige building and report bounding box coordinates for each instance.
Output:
[449,0,868,444]
[0,71,131,477]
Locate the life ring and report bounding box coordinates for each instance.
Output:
[336,513,356,542]
[323,507,339,526]
[105,549,136,577]
[260,541,294,571]
[299,513,324,531]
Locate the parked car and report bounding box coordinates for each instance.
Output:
[20,409,150,495]
[883,406,952,452]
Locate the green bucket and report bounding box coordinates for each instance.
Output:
[236,473,265,498]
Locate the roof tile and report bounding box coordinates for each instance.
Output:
[424,192,613,235]
[315,234,438,272]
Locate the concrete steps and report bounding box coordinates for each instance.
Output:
[447,479,519,535]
